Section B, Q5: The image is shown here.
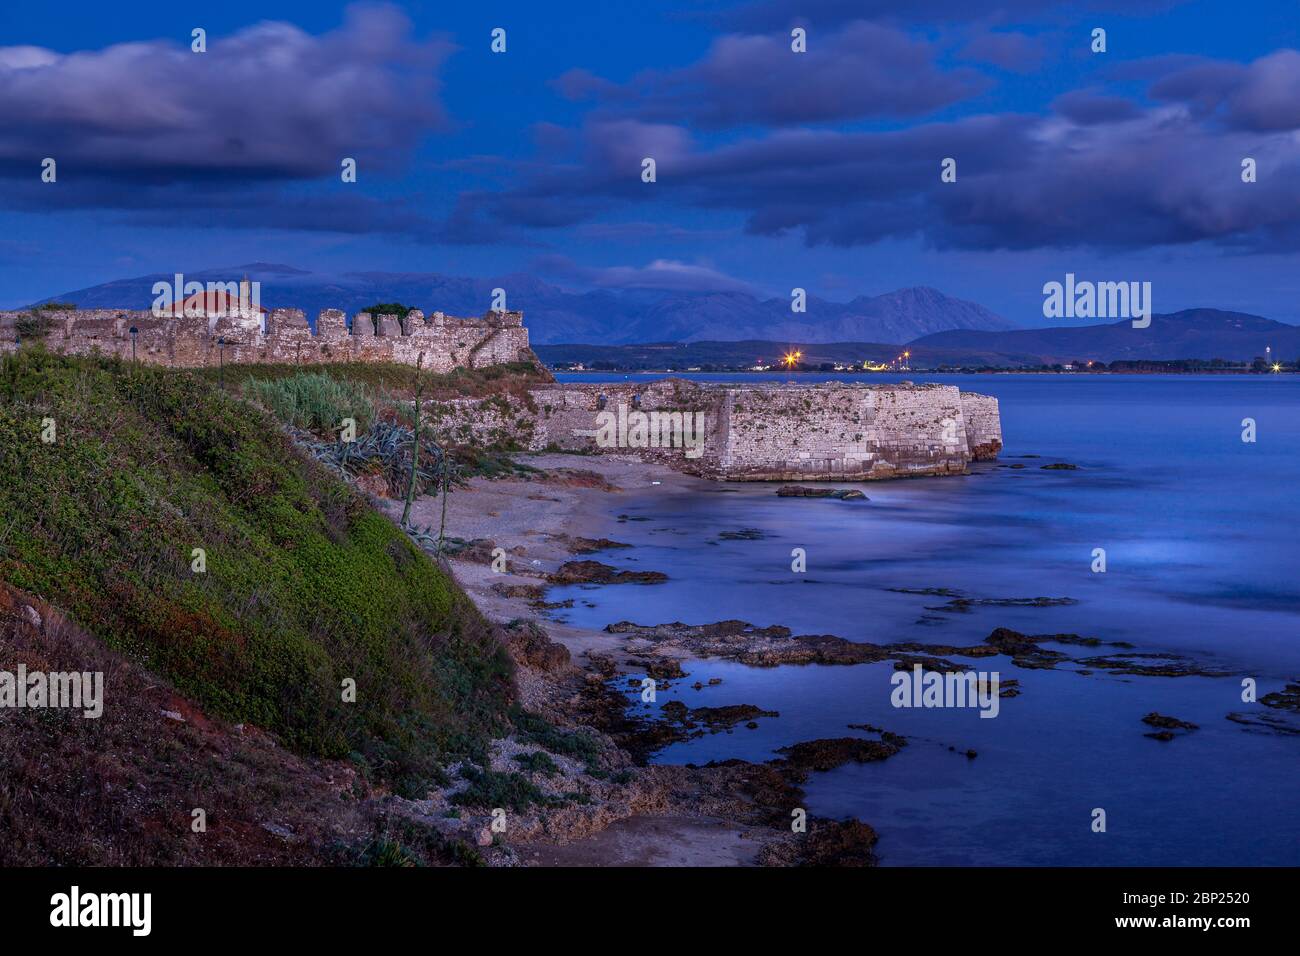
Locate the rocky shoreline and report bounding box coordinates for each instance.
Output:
[382,453,893,865]
[381,452,1298,866]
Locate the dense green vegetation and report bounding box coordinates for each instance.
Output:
[0,349,514,796]
[200,359,551,401]
[242,369,377,434]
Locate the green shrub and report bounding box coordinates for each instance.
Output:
[15,311,55,340]
[242,370,376,435]
[512,750,561,776]
[511,707,603,764]
[359,302,415,321]
[450,766,555,812]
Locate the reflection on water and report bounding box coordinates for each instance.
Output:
[548,373,1300,865]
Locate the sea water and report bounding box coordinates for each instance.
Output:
[548,373,1300,865]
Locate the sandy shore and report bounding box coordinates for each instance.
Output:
[400,452,696,662]
[377,453,880,867]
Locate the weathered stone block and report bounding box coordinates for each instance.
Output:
[352,312,375,336]
[268,309,308,335]
[316,309,348,339]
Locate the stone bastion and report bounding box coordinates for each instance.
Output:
[527,378,1002,481]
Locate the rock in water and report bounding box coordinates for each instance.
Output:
[776,485,868,500]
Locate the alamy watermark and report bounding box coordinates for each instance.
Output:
[1042,273,1151,328]
[0,665,103,718]
[891,664,1000,719]
[50,886,150,936]
[595,403,706,459]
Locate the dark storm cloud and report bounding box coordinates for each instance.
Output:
[0,4,451,186]
[462,4,1300,255]
[555,22,986,127]
[475,90,1300,253]
[1149,50,1300,131]
[0,174,447,240]
[1051,89,1144,124]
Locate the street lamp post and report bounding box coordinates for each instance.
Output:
[217,337,226,389]
[129,326,138,362]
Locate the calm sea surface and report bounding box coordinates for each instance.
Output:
[549,372,1300,865]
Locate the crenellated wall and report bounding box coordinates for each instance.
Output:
[0,307,532,373]
[0,306,1002,482]
[527,379,1002,480]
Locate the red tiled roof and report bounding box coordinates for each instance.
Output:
[164,290,268,317]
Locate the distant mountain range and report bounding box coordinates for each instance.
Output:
[28,265,1298,364]
[908,309,1300,365]
[30,263,1013,345]
[538,310,1300,368]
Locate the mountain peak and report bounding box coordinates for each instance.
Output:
[226,263,312,276]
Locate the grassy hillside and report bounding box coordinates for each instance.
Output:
[0,348,514,796]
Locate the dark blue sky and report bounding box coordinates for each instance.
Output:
[2,0,1298,323]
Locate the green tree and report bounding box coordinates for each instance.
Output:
[15,311,55,340]
[360,302,414,320]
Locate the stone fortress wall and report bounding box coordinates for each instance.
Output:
[0,307,531,373]
[528,378,1002,480]
[0,304,1002,481]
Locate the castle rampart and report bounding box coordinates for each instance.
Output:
[0,306,1003,483]
[0,307,531,373]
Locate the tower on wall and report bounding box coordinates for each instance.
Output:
[235,275,264,333]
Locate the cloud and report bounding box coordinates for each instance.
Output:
[481,71,1300,253]
[556,22,985,128]
[0,4,451,185]
[959,30,1047,73]
[466,12,1300,256]
[572,221,736,243]
[534,254,758,293]
[1051,89,1144,124]
[0,171,457,244]
[1150,49,1300,131]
